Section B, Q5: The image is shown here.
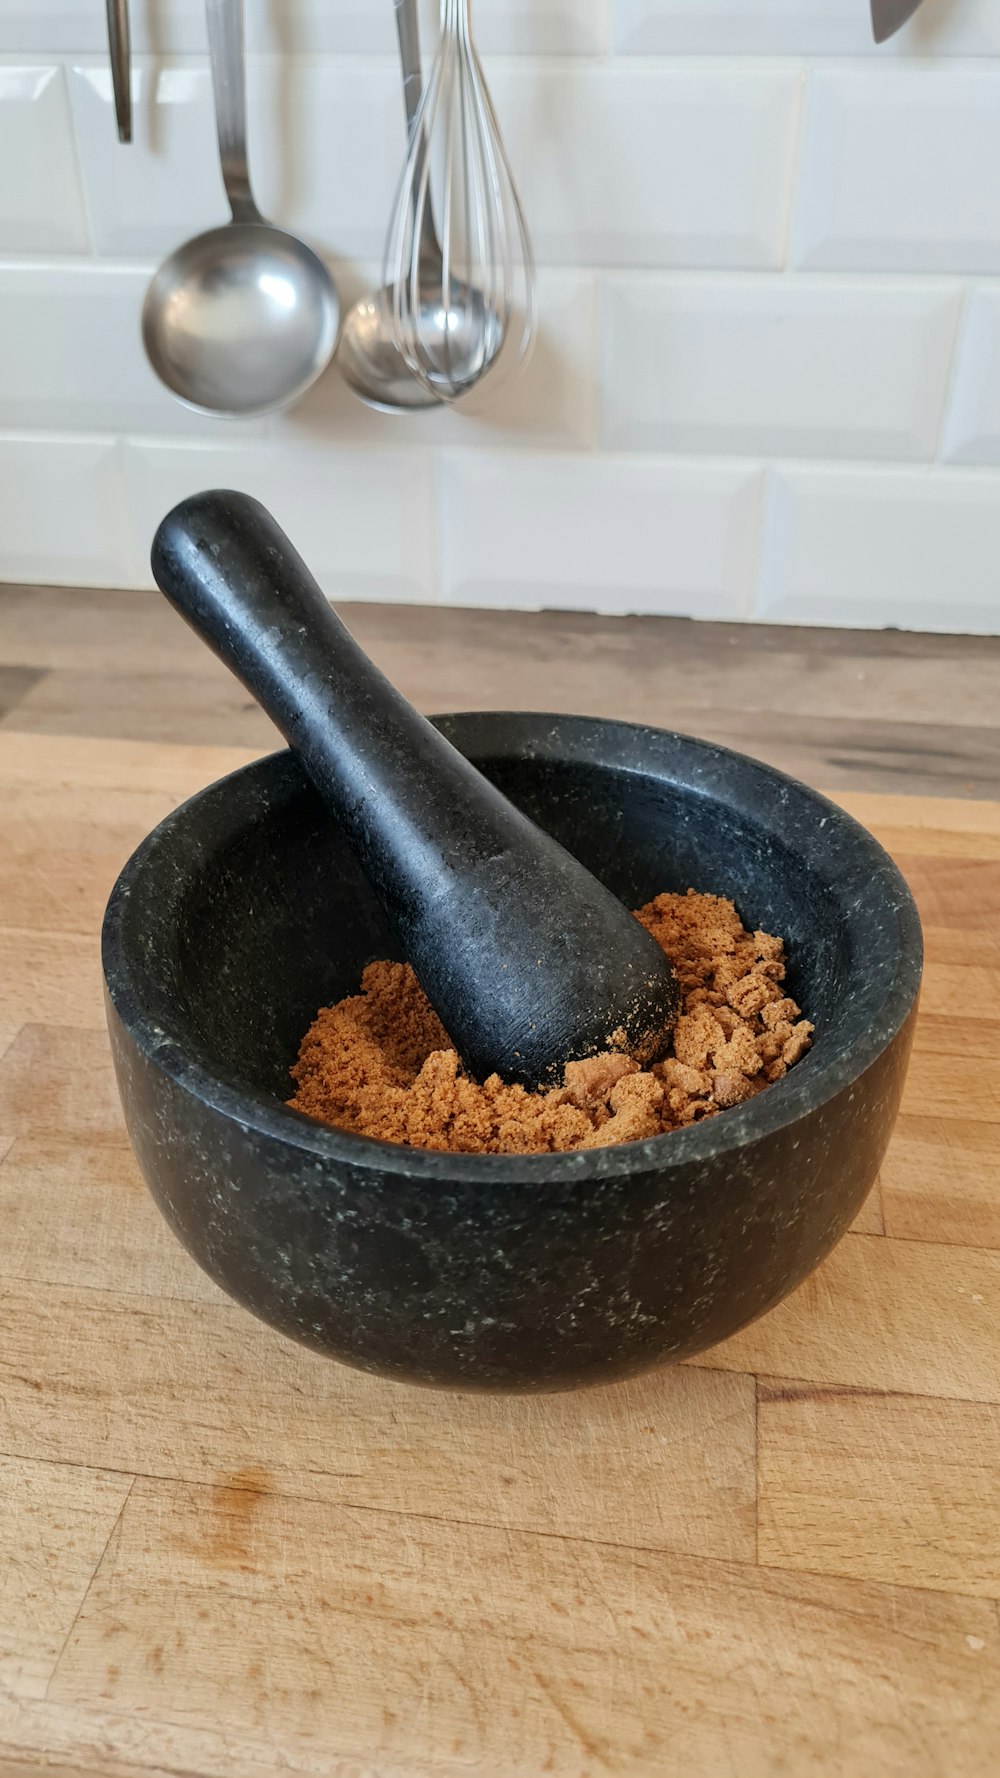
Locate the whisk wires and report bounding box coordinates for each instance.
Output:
[383,0,535,404]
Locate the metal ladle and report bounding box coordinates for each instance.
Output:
[142,0,339,417]
[338,0,478,414]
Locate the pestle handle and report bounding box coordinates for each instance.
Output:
[151,490,678,1088]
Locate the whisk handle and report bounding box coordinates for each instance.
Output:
[394,0,424,137]
[393,0,439,266]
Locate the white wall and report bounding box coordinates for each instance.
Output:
[1,0,1000,631]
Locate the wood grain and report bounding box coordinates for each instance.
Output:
[758,1382,1000,1598]
[0,664,42,718]
[882,1115,1000,1248]
[41,1476,1000,1778]
[2,587,999,801]
[0,1025,125,1146]
[918,961,1000,1017]
[0,1136,223,1305]
[848,1178,884,1235]
[698,1232,1000,1402]
[0,1275,756,1563]
[898,855,1000,926]
[0,1456,131,1701]
[903,1050,1000,1123]
[7,669,999,796]
[0,726,998,1777]
[0,929,105,1031]
[833,788,1000,840]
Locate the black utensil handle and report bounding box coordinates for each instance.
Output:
[151,490,678,1086]
[152,489,517,877]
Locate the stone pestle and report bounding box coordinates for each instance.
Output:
[151,489,679,1089]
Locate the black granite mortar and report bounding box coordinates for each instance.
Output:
[102,713,922,1392]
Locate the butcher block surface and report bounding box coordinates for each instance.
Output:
[0,729,998,1778]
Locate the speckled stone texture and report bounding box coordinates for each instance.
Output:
[102,714,922,1392]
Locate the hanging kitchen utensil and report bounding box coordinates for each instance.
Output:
[383,0,535,404]
[871,0,926,43]
[141,0,340,416]
[339,0,446,411]
[106,0,132,142]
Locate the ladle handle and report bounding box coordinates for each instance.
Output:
[151,490,678,1088]
[106,0,132,143]
[205,0,260,223]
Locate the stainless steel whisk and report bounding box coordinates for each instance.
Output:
[383,0,535,403]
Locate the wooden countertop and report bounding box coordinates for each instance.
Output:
[0,726,997,1778]
[1,586,999,802]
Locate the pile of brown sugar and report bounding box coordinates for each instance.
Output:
[287,889,813,1156]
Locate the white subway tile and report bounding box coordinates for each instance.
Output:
[69,60,401,261]
[440,453,762,615]
[123,442,436,602]
[278,60,800,269]
[248,64,408,262]
[758,465,1000,632]
[0,3,104,51]
[793,69,1000,274]
[445,0,609,55]
[68,64,224,256]
[0,263,269,437]
[493,65,801,268]
[0,66,87,253]
[5,7,998,634]
[70,58,799,270]
[277,269,597,451]
[601,275,960,460]
[613,0,1000,55]
[0,0,606,55]
[0,252,591,453]
[942,287,1000,465]
[0,436,134,586]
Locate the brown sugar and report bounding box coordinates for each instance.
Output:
[287,890,813,1155]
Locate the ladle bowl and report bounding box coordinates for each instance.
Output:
[141,0,339,418]
[143,222,339,418]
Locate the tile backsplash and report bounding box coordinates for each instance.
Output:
[1,0,999,631]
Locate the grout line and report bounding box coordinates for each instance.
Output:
[778,65,810,272]
[934,283,972,465]
[428,446,444,605]
[745,461,771,623]
[58,62,98,260]
[0,257,992,288]
[596,0,613,63]
[26,49,1000,71]
[6,422,1000,481]
[589,275,604,453]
